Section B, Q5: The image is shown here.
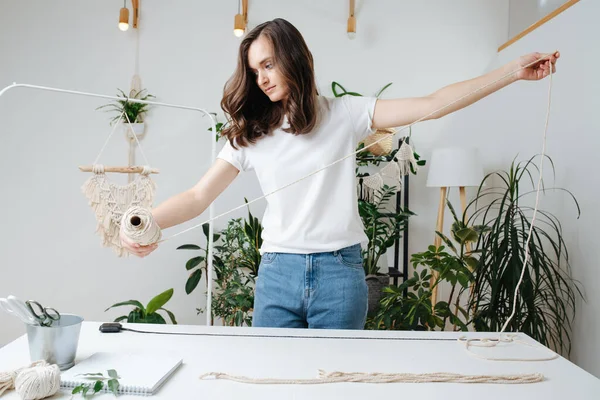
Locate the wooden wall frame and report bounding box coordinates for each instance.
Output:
[498,0,580,52]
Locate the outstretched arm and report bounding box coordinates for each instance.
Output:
[372,52,559,129]
[122,158,240,257]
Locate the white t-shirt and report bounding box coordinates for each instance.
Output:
[217,95,378,254]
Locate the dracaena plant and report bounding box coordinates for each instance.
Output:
[467,155,583,356]
[105,288,177,324]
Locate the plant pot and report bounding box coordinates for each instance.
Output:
[365,274,389,315]
[122,122,145,140]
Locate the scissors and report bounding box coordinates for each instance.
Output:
[25,300,61,327]
[0,295,37,325]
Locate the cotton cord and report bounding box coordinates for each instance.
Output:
[156,53,558,245]
[457,59,555,362]
[199,370,544,385]
[117,54,560,384]
[0,360,60,400]
[458,334,559,362]
[120,205,162,245]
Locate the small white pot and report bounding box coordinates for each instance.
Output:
[122,122,145,140]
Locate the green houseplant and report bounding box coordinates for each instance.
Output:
[467,155,582,356]
[105,288,177,324]
[358,185,412,314]
[179,200,262,326]
[368,200,481,331]
[177,223,221,295]
[96,88,155,139]
[96,88,154,125]
[209,217,257,326]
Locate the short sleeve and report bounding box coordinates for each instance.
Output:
[216,139,252,172]
[341,95,378,142]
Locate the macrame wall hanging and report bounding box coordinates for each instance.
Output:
[80,111,159,257]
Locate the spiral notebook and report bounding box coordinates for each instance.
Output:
[60,351,183,396]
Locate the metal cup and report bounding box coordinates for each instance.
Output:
[26,313,83,370]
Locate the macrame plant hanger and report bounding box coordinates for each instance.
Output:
[126,24,144,184]
[79,111,159,257]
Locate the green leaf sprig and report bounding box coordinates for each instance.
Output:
[71,369,120,398]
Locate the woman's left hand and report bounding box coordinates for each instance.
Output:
[515,51,559,81]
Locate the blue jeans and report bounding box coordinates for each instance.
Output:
[253,244,368,329]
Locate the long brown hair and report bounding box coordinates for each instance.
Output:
[220,18,319,148]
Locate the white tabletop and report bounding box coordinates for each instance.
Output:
[1,321,598,399]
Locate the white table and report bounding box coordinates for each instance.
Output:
[1,321,598,399]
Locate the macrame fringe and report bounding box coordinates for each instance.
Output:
[82,165,156,257]
[357,138,420,202]
[396,140,418,176]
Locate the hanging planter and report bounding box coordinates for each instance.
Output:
[122,122,146,140]
[96,88,155,131]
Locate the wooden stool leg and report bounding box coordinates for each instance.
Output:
[430,187,447,307]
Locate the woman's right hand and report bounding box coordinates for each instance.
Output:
[120,229,159,258]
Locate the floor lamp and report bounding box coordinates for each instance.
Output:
[425,147,484,306]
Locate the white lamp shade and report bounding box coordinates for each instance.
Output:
[426,147,484,188]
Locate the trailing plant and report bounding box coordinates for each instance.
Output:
[358,185,413,276]
[96,88,154,125]
[71,369,120,398]
[467,155,582,356]
[367,201,482,331]
[105,288,177,324]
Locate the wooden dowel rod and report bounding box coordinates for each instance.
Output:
[78,165,159,174]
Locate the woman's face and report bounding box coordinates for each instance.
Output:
[247,35,290,103]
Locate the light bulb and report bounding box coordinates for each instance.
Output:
[119,7,129,31]
[234,13,245,37]
[347,16,356,40]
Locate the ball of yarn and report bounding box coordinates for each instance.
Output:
[120,205,162,246]
[14,361,60,400]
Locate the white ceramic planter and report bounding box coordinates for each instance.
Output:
[123,122,145,139]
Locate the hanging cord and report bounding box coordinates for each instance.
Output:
[93,109,152,169]
[458,55,557,362]
[157,53,557,244]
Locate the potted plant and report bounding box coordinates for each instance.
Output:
[178,200,262,326]
[105,288,177,324]
[368,201,480,331]
[358,184,412,315]
[209,217,257,326]
[96,88,155,139]
[467,155,583,356]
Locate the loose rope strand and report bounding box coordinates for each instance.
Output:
[161,53,557,243]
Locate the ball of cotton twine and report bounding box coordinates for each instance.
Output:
[0,360,60,400]
[120,206,162,246]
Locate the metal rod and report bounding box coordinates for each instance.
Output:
[0,82,218,327]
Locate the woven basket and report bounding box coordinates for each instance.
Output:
[361,128,395,156]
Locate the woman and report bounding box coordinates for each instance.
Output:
[120,18,559,330]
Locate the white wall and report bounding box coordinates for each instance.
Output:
[0,0,511,348]
[443,0,599,377]
[509,0,574,38]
